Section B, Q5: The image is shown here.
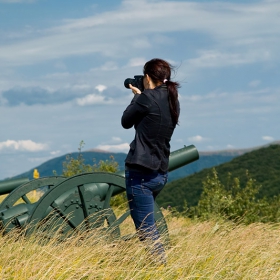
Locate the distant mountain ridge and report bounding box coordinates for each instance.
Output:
[1,141,279,184]
[157,143,280,211]
[199,140,280,156]
[3,148,236,182]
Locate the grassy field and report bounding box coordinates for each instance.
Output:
[1,209,280,280]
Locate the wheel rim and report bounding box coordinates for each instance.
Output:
[0,176,65,211]
[26,172,168,244]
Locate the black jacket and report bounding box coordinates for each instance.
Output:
[121,84,179,172]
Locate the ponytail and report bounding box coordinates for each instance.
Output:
[166,80,180,124]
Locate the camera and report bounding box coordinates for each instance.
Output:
[124,75,144,92]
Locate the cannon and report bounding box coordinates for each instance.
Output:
[0,145,199,241]
[0,177,29,195]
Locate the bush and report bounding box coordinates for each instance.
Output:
[59,141,119,177]
[55,141,126,207]
[189,168,280,224]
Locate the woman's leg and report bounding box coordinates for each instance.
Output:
[125,169,168,263]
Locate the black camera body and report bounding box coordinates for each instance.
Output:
[124,75,144,92]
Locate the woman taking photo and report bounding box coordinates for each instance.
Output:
[121,58,180,264]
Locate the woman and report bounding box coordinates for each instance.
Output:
[121,58,180,264]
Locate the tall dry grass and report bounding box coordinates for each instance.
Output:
[1,211,280,279]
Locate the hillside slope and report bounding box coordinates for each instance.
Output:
[157,144,280,211]
[9,151,127,180]
[3,149,239,182]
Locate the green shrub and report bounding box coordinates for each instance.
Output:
[59,141,118,177]
[189,168,280,224]
[53,141,126,207]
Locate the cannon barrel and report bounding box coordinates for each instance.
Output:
[167,144,199,172]
[0,145,198,199]
[54,145,199,208]
[29,144,199,217]
[0,178,29,196]
[116,144,199,177]
[95,144,200,199]
[0,145,199,236]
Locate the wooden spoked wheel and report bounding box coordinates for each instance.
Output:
[26,172,168,243]
[0,176,65,211]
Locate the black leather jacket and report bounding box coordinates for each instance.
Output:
[121,84,179,172]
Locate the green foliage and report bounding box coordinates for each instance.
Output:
[55,141,119,177]
[189,168,280,224]
[157,144,280,210]
[92,156,119,173]
[54,141,126,208]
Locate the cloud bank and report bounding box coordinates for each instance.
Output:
[0,140,48,152]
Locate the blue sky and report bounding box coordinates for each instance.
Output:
[0,0,279,179]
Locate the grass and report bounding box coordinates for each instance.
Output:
[1,210,280,279]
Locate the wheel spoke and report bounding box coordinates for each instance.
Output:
[103,183,114,209]
[0,176,65,211]
[23,172,168,244]
[106,210,130,233]
[52,202,79,229]
[22,194,31,204]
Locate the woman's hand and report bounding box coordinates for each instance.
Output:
[129,84,141,95]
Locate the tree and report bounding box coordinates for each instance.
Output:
[189,168,280,224]
[61,140,119,177]
[56,141,126,207]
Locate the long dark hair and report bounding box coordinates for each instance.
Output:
[143,58,180,124]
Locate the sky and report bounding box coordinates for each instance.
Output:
[0,0,279,180]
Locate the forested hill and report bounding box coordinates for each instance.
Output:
[3,149,239,182]
[8,151,127,180]
[157,144,280,211]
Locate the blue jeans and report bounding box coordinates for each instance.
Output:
[125,168,168,263]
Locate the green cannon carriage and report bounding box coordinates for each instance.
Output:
[0,145,199,240]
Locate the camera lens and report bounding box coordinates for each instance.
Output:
[124,78,134,89]
[124,75,144,92]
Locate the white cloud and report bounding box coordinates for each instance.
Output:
[95,85,107,93]
[1,0,280,179]
[188,50,270,69]
[76,93,112,106]
[188,135,208,143]
[262,136,274,141]
[0,140,48,152]
[50,150,61,156]
[95,143,129,153]
[1,1,279,67]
